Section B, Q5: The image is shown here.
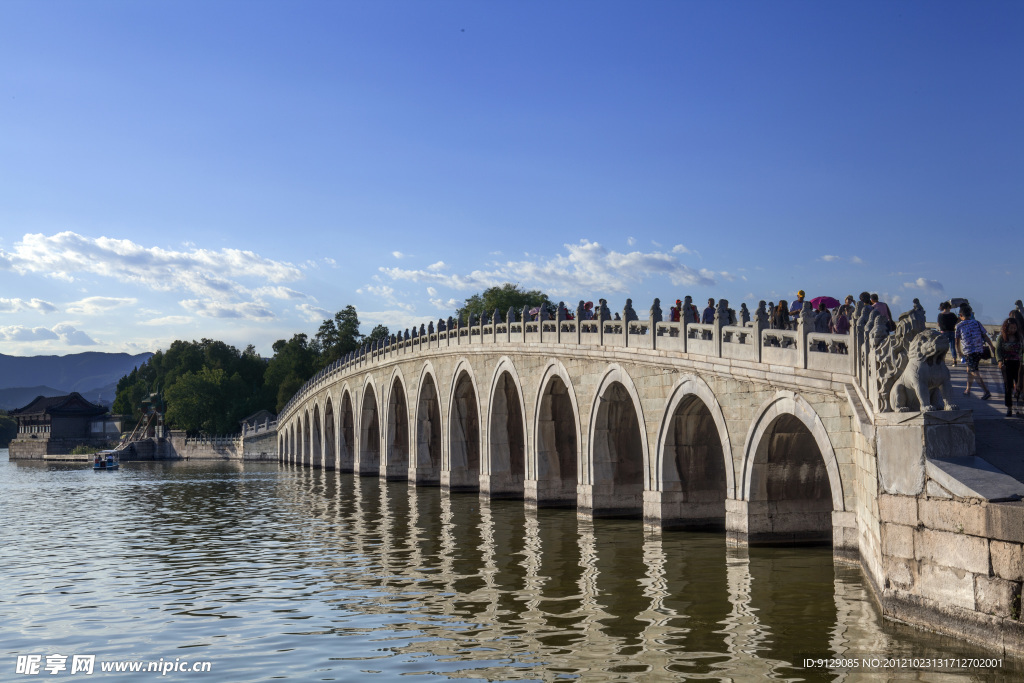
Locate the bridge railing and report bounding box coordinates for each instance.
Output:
[280,304,877,420]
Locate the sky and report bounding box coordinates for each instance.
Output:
[1,1,1021,357]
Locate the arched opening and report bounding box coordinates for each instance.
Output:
[359,386,381,476]
[324,398,336,471]
[487,370,525,499]
[339,391,354,472]
[278,435,283,462]
[660,395,727,529]
[385,378,409,480]
[415,374,442,485]
[312,404,323,469]
[448,371,480,492]
[591,381,644,517]
[302,412,311,467]
[534,374,578,507]
[748,414,833,545]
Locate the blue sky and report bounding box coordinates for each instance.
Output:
[1,1,1021,356]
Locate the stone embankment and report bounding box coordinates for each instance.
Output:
[118,429,275,462]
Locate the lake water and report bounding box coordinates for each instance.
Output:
[1,450,1017,681]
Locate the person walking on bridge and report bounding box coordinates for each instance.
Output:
[938,301,959,365]
[996,317,1023,417]
[956,309,995,400]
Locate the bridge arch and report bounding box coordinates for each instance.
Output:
[311,403,323,469]
[323,397,336,470]
[586,364,648,516]
[739,390,843,544]
[302,410,311,467]
[384,368,410,480]
[289,423,295,464]
[531,360,581,507]
[447,359,482,492]
[413,362,442,485]
[485,357,527,499]
[338,385,355,472]
[652,374,733,528]
[358,377,381,476]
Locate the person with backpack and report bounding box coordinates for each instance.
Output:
[955,309,995,400]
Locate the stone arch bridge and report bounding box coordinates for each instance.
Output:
[273,304,1024,655]
[277,309,900,551]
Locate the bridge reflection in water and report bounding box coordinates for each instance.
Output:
[286,465,985,680]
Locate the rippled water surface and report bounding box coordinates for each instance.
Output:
[1,451,1018,681]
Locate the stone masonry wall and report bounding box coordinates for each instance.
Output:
[877,493,1024,653]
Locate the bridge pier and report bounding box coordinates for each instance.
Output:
[525,478,577,508]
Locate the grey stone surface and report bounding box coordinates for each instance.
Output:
[926,457,1024,502]
[877,425,925,495]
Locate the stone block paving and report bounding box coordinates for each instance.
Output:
[946,359,1024,484]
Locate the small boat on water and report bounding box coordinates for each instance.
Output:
[93,450,119,471]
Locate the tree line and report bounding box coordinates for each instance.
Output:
[112,305,387,435]
[111,284,546,436]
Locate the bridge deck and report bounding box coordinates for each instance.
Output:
[947,359,1024,488]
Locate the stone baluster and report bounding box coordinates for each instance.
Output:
[713,299,730,357]
[798,300,814,369]
[575,301,585,344]
[507,306,515,343]
[492,308,501,342]
[621,298,637,347]
[649,298,662,350]
[521,306,530,343]
[681,295,693,352]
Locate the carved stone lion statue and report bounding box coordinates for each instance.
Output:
[889,330,957,412]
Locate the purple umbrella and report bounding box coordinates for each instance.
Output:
[810,296,841,309]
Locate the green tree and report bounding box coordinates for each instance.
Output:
[264,333,319,413]
[456,283,551,323]
[366,324,390,345]
[315,305,363,367]
[164,366,241,434]
[0,410,17,448]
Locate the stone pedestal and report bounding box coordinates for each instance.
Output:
[876,410,975,496]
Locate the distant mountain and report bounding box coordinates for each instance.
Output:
[0,385,65,411]
[0,352,153,399]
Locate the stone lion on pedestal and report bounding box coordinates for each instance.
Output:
[889,330,957,412]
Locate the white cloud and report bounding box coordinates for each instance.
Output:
[2,232,301,297]
[296,303,331,322]
[820,255,841,262]
[52,323,97,346]
[426,287,438,297]
[427,261,447,272]
[671,244,691,254]
[0,231,309,328]
[254,286,308,300]
[357,284,396,299]
[0,325,59,342]
[139,315,193,326]
[850,256,864,265]
[902,277,944,295]
[66,296,137,315]
[0,323,95,345]
[179,299,275,320]
[627,237,636,246]
[392,251,405,259]
[0,297,58,314]
[430,297,460,310]
[380,239,716,296]
[359,310,435,331]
